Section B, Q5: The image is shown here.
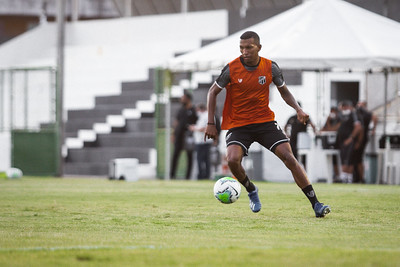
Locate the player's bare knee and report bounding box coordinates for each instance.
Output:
[226,154,241,168]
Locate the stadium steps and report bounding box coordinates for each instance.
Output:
[64,68,218,177]
[64,69,156,176]
[84,132,155,148]
[66,147,151,164]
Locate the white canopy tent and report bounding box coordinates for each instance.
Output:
[167,0,400,136]
[168,0,400,72]
[165,0,400,182]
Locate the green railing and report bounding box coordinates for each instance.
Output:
[0,67,60,176]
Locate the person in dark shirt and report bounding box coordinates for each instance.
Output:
[284,102,316,162]
[336,100,362,183]
[353,101,378,183]
[170,91,198,179]
[321,106,341,180]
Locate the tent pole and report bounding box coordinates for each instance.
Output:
[164,69,172,180]
[383,68,388,136]
[56,0,66,177]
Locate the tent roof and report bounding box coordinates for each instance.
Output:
[168,0,400,72]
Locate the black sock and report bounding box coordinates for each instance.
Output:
[302,184,319,208]
[240,175,256,193]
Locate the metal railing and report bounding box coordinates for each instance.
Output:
[0,67,56,132]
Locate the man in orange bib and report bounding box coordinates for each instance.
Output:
[205,31,330,217]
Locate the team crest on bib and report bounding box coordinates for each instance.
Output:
[258,76,266,85]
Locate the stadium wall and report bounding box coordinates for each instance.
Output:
[0,10,229,174]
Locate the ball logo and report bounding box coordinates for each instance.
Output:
[214,177,241,204]
[258,76,266,85]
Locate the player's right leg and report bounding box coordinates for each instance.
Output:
[226,144,261,212]
[225,127,262,212]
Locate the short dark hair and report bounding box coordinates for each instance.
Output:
[240,31,260,45]
[344,100,353,107]
[183,90,192,101]
[339,100,353,107]
[198,103,206,111]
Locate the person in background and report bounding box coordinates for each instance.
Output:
[190,103,214,179]
[353,101,378,183]
[170,91,198,179]
[321,106,341,132]
[336,100,362,183]
[321,106,342,180]
[284,102,316,162]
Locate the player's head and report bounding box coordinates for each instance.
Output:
[340,100,353,108]
[239,31,261,66]
[240,31,260,45]
[197,103,206,112]
[329,106,339,118]
[357,100,367,109]
[181,91,193,105]
[339,100,353,115]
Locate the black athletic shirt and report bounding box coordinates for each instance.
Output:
[337,111,360,144]
[215,57,285,88]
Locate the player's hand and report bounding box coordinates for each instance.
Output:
[204,125,218,141]
[297,109,309,125]
[344,137,353,146]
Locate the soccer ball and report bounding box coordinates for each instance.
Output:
[6,167,23,179]
[213,177,241,204]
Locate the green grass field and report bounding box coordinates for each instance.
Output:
[0,177,399,267]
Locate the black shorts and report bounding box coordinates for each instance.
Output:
[225,121,289,156]
[352,142,367,164]
[340,142,354,166]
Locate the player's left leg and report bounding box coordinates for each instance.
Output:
[274,142,309,188]
[274,142,331,217]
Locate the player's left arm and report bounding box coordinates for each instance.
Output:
[271,61,309,125]
[277,84,309,125]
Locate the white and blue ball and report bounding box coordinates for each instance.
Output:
[6,168,23,179]
[213,177,241,204]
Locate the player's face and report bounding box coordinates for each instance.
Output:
[181,95,189,105]
[240,38,261,66]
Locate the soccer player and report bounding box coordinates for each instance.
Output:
[204,31,330,217]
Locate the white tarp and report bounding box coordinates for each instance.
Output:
[168,0,400,71]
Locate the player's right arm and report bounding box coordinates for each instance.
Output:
[205,64,229,141]
[205,82,222,141]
